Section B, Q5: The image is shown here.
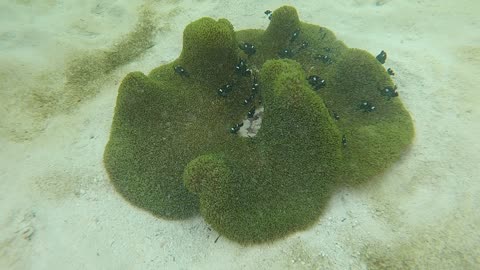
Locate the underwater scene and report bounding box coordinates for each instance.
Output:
[1,0,479,269]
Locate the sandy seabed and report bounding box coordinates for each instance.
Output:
[1,0,479,269]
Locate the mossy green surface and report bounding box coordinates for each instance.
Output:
[192,59,343,243]
[104,6,414,243]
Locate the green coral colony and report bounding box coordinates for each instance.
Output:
[103,6,414,244]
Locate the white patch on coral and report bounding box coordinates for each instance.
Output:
[238,106,264,138]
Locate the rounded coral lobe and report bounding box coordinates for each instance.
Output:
[180,17,238,85]
[183,155,231,195]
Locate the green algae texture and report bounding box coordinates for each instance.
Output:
[104,6,414,244]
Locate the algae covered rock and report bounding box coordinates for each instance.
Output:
[104,6,414,243]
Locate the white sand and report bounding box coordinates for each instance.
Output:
[1,0,479,269]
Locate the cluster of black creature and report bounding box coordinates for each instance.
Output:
[172,12,401,146]
[358,50,399,114]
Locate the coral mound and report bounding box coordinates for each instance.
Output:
[104,6,414,244]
